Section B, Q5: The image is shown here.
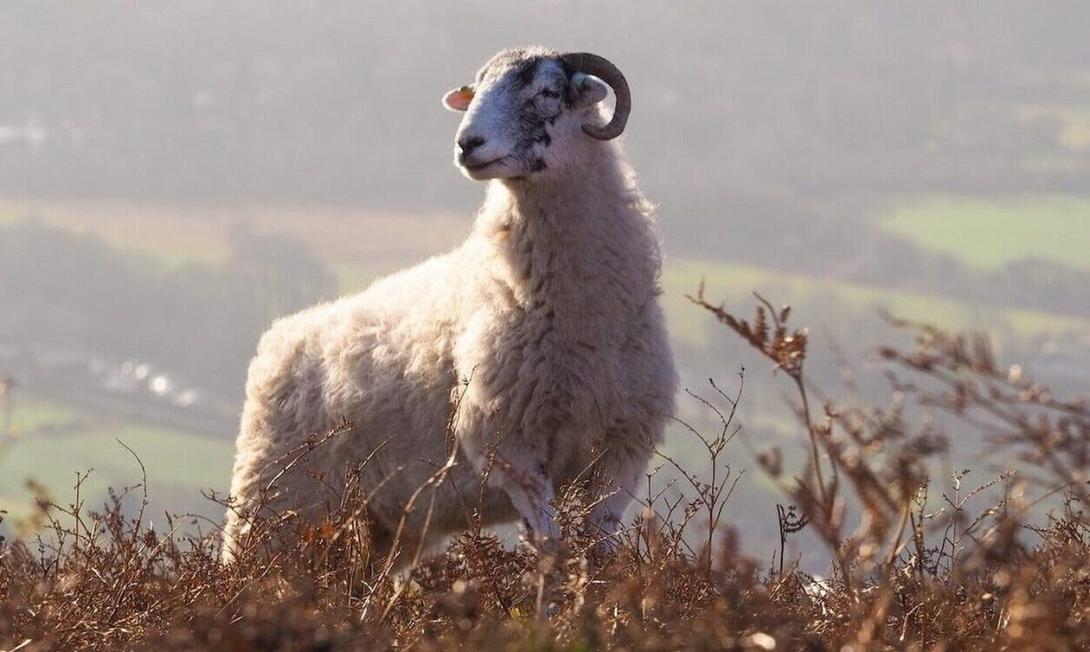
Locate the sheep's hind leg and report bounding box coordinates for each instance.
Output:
[585,438,648,553]
[586,490,632,554]
[495,460,561,541]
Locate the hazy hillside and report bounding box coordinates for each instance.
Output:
[3,4,1089,228]
[1,2,1088,554]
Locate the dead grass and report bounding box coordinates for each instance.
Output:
[3,291,1090,650]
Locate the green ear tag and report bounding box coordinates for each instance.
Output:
[571,72,587,90]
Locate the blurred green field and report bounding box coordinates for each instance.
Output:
[1019,104,1090,153]
[660,258,1090,350]
[0,394,233,523]
[3,395,81,432]
[881,195,1090,271]
[4,194,1089,527]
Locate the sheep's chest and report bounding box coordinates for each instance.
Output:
[453,295,634,470]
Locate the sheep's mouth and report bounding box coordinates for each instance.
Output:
[462,157,508,172]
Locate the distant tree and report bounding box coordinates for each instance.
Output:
[0,219,336,403]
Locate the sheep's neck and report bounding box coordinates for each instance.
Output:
[481,169,658,315]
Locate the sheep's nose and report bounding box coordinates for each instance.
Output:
[457,135,486,162]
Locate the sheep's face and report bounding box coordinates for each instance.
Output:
[443,47,610,181]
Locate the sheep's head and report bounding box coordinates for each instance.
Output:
[442,47,630,181]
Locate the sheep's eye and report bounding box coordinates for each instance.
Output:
[538,88,560,99]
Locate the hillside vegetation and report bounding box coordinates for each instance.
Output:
[3,296,1090,649]
[3,204,1089,559]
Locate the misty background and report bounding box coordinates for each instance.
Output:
[1,2,1088,556]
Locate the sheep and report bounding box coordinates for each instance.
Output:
[223,47,678,564]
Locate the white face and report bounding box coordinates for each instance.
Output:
[442,49,609,181]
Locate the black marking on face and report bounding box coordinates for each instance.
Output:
[501,57,564,174]
[514,57,543,89]
[556,57,574,79]
[512,103,554,173]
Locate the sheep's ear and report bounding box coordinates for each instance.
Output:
[442,85,475,112]
[569,73,608,108]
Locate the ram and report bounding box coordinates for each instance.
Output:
[223,47,677,564]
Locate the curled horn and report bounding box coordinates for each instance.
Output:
[560,52,631,140]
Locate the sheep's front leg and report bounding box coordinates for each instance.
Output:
[495,459,560,541]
